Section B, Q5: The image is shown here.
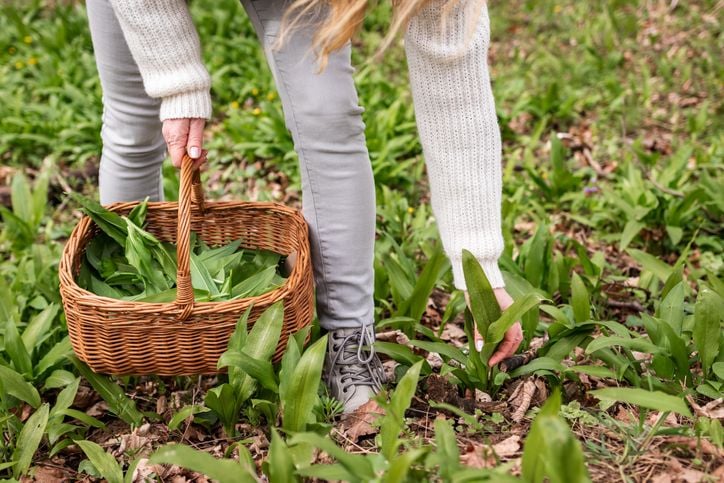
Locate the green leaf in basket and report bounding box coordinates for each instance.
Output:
[190,251,220,296]
[231,265,278,299]
[90,275,124,299]
[197,238,242,264]
[127,198,149,227]
[125,220,169,294]
[70,193,128,246]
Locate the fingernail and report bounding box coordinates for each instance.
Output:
[475,340,484,352]
[188,146,200,158]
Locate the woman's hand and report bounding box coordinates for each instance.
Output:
[464,287,524,367]
[162,118,207,170]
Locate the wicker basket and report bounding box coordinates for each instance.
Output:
[59,156,315,376]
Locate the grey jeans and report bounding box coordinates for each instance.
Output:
[86,0,376,331]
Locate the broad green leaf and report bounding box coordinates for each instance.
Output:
[149,444,257,483]
[401,243,447,322]
[433,417,460,480]
[462,249,501,340]
[189,251,220,296]
[35,337,73,375]
[76,440,124,483]
[626,248,673,282]
[70,193,128,246]
[486,292,544,345]
[408,340,467,364]
[70,356,144,426]
[168,405,210,431]
[381,360,423,459]
[567,365,618,379]
[265,428,297,483]
[43,369,78,390]
[585,335,663,355]
[126,220,169,293]
[283,335,327,432]
[224,301,284,401]
[218,351,278,393]
[56,409,105,428]
[509,357,566,378]
[0,365,41,408]
[382,448,427,483]
[522,388,590,483]
[693,287,723,377]
[288,432,375,481]
[657,281,685,334]
[620,220,644,251]
[11,173,34,225]
[374,341,426,368]
[4,318,33,376]
[21,303,58,352]
[279,333,302,403]
[570,272,590,324]
[589,387,692,417]
[127,198,149,227]
[12,403,49,479]
[50,378,80,417]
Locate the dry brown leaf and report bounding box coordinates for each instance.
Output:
[492,435,520,458]
[440,323,467,348]
[339,399,384,442]
[460,443,495,469]
[24,465,72,482]
[508,379,536,422]
[686,395,724,420]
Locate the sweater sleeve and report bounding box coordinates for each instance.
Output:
[107,0,212,121]
[404,0,506,290]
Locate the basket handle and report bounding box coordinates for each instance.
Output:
[175,154,205,320]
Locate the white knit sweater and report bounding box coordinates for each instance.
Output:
[106,0,506,290]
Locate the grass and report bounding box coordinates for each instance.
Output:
[0,0,722,481]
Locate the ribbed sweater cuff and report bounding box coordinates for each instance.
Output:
[450,253,505,291]
[159,89,212,121]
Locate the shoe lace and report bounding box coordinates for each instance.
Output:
[329,325,384,391]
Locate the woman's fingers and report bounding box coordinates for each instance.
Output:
[161,118,206,169]
[488,322,523,367]
[162,118,190,168]
[473,324,484,352]
[186,118,205,160]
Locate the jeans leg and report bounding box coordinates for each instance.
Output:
[239,0,376,330]
[86,0,167,204]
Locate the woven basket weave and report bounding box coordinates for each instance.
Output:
[59,156,315,375]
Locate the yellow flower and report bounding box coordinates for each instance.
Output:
[266,91,276,101]
[251,87,259,96]
[252,107,262,116]
[407,207,414,214]
[8,46,16,54]
[28,57,38,66]
[23,35,32,44]
[15,60,24,69]
[230,100,240,109]
[553,5,562,13]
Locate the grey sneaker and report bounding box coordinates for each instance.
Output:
[322,325,385,414]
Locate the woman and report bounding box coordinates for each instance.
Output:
[85,0,522,414]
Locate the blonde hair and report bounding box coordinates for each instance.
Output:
[275,0,486,71]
